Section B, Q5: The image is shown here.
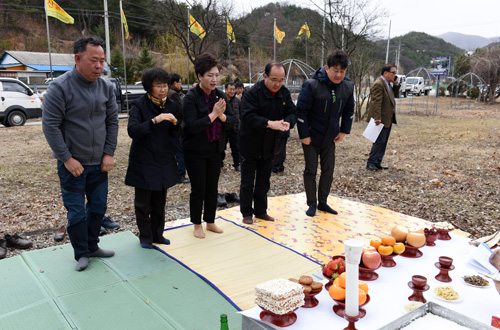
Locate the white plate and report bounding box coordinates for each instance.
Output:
[432,288,462,303]
[462,276,490,289]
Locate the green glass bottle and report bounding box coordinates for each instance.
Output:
[220,313,229,330]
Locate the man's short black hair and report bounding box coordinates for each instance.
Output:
[264,62,286,76]
[169,73,181,86]
[225,82,235,89]
[235,82,244,88]
[141,67,170,94]
[326,50,349,69]
[74,36,105,54]
[381,64,396,75]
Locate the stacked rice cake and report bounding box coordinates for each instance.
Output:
[255,278,305,315]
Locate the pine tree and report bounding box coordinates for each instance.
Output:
[135,44,156,77]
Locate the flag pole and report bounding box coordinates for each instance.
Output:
[273,18,276,62]
[44,1,54,79]
[305,22,308,65]
[187,7,190,88]
[119,0,129,113]
[104,0,111,77]
[227,19,231,82]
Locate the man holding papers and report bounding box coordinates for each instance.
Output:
[366,64,400,171]
[296,50,354,217]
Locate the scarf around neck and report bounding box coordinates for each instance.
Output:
[147,93,167,109]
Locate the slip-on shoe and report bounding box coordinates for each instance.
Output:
[5,234,33,249]
[54,225,66,242]
[366,164,380,171]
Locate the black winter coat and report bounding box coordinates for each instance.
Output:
[125,94,179,191]
[181,86,236,151]
[239,80,297,157]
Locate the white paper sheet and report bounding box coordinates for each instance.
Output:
[362,118,384,143]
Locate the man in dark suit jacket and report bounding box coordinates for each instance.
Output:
[239,62,296,224]
[366,64,400,171]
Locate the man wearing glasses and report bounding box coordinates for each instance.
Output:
[238,62,296,224]
[366,64,400,171]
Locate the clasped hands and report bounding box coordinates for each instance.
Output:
[209,99,226,122]
[154,113,177,125]
[267,120,289,131]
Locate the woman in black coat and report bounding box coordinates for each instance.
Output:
[125,67,179,249]
[182,53,236,239]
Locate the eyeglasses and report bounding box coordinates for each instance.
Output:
[152,85,168,90]
[269,78,285,84]
[389,71,397,74]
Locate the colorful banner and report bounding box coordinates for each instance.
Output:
[275,24,285,44]
[45,0,74,24]
[121,9,130,39]
[190,15,206,40]
[227,18,235,43]
[298,23,310,38]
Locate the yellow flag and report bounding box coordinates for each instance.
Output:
[227,18,235,43]
[121,9,130,40]
[45,0,74,24]
[298,24,310,38]
[275,24,285,44]
[190,15,206,40]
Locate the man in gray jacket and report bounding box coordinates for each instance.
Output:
[43,36,119,271]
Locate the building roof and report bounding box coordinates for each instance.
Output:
[1,51,75,66]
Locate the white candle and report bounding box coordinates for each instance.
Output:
[344,239,364,317]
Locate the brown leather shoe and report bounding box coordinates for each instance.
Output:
[5,234,33,249]
[255,214,275,221]
[54,225,67,242]
[0,239,7,259]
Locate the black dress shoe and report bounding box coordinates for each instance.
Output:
[54,225,67,242]
[0,239,7,259]
[5,234,33,249]
[225,193,240,203]
[377,164,389,170]
[366,164,380,171]
[217,194,227,207]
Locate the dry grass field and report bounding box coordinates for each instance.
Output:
[1,97,499,257]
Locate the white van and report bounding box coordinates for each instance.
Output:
[0,77,42,126]
[396,75,407,97]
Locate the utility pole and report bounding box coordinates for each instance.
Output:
[104,0,111,77]
[385,20,391,64]
[321,0,326,67]
[248,47,251,83]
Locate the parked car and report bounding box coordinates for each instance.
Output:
[406,77,432,96]
[0,77,43,126]
[107,78,146,112]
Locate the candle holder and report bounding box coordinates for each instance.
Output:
[435,256,454,282]
[333,295,370,318]
[400,243,425,258]
[342,310,362,330]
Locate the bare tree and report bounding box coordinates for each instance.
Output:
[470,47,500,104]
[310,0,385,56]
[154,0,233,65]
[349,51,382,121]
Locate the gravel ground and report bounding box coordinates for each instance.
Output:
[1,98,499,259]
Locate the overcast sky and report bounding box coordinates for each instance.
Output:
[232,0,500,39]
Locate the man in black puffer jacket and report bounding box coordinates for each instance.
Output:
[296,50,354,217]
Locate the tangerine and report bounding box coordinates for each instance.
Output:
[381,236,396,246]
[378,244,394,256]
[333,277,340,287]
[329,283,346,301]
[370,239,382,250]
[359,281,369,294]
[393,242,406,254]
[359,288,367,305]
[339,272,347,288]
